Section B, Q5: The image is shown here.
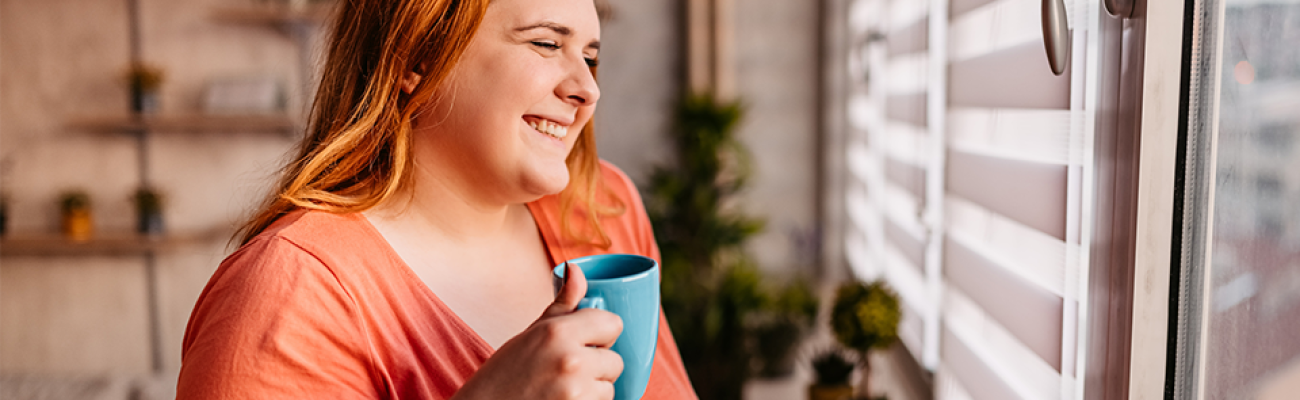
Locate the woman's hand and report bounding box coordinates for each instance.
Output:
[451,265,625,400]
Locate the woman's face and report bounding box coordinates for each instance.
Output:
[413,0,600,203]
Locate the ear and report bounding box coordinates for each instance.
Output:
[399,69,424,95]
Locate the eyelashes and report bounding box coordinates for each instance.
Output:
[531,41,599,68]
[531,40,561,50]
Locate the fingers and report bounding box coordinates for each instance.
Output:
[569,308,623,348]
[590,346,625,383]
[543,263,588,318]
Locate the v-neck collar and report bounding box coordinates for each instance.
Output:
[350,197,566,355]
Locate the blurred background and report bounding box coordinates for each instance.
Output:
[2,0,1299,399]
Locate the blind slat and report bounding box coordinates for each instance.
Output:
[886,54,929,94]
[948,41,1071,109]
[888,18,929,56]
[885,156,926,199]
[884,244,930,314]
[886,92,928,127]
[946,237,1064,370]
[946,148,1068,240]
[943,329,1027,400]
[948,0,999,18]
[886,218,926,274]
[947,108,1073,165]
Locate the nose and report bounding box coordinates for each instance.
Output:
[557,60,600,107]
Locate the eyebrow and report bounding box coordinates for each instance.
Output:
[516,22,601,50]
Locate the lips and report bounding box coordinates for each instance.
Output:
[524,116,569,139]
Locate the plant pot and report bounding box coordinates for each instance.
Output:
[754,320,802,378]
[131,87,159,115]
[63,208,93,241]
[137,211,164,236]
[808,384,855,400]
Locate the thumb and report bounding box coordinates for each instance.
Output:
[543,262,588,318]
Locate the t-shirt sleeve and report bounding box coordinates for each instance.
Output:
[177,236,379,399]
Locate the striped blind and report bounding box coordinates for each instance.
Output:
[842,0,1102,399]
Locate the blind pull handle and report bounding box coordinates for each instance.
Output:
[1105,0,1135,18]
[1042,0,1071,76]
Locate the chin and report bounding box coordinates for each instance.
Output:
[520,168,572,198]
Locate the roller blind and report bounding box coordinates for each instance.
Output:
[842,0,1102,399]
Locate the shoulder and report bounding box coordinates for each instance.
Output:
[186,210,387,352]
[180,211,385,398]
[597,159,640,201]
[246,210,394,268]
[206,210,397,306]
[596,160,661,260]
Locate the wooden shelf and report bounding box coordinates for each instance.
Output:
[68,113,297,134]
[212,3,335,26]
[0,230,227,257]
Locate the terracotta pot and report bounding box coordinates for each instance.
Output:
[137,211,163,235]
[808,384,854,400]
[63,208,93,241]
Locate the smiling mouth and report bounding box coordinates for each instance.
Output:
[525,116,569,139]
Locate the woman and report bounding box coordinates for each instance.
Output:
[175,0,697,398]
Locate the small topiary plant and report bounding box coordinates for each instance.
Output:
[830,280,902,398]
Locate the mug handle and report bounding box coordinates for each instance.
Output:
[556,262,607,311]
[577,297,606,310]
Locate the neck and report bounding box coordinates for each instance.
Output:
[366,162,530,245]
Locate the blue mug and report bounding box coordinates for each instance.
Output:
[553,254,660,400]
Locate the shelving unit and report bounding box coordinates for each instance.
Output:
[212,3,334,117]
[69,113,297,135]
[212,3,335,25]
[0,230,225,257]
[0,2,331,374]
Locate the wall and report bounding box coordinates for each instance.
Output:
[732,0,821,276]
[593,0,681,184]
[0,0,301,380]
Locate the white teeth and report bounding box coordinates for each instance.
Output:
[529,118,568,139]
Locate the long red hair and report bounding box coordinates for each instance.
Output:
[237,0,618,248]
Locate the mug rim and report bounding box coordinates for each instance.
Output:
[552,254,658,283]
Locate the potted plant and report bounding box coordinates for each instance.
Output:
[125,63,164,114]
[59,190,93,241]
[649,93,766,400]
[830,280,902,399]
[0,193,9,237]
[808,347,858,400]
[132,186,164,235]
[750,278,819,378]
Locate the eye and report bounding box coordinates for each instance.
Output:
[585,57,599,67]
[531,40,560,50]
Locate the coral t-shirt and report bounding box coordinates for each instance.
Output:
[177,162,697,399]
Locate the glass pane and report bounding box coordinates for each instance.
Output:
[1198,1,1300,398]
